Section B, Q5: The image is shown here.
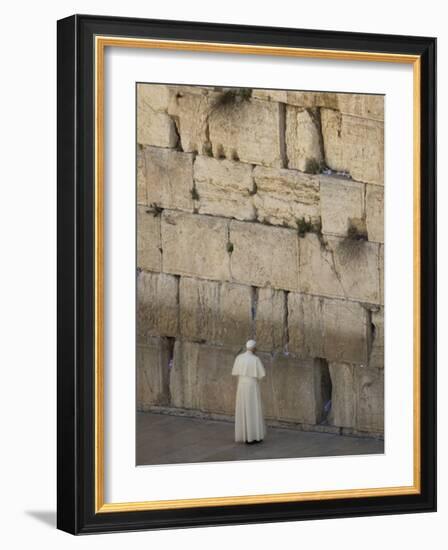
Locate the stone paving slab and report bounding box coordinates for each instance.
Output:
[136,411,384,466]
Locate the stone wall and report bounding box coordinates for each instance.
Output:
[136,84,384,438]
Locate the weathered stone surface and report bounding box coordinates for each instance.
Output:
[299,234,380,304]
[286,91,339,110]
[287,293,325,358]
[144,147,194,212]
[321,109,384,185]
[137,206,162,272]
[336,93,384,121]
[369,308,384,369]
[328,363,384,432]
[260,356,330,424]
[286,107,323,172]
[285,92,383,121]
[161,210,230,281]
[366,184,384,242]
[137,83,171,113]
[230,220,299,291]
[136,337,172,410]
[288,293,369,363]
[179,277,253,345]
[322,299,370,364]
[320,176,365,237]
[170,341,239,414]
[253,166,320,228]
[137,90,178,148]
[137,145,147,205]
[379,244,384,305]
[137,271,179,342]
[208,99,284,167]
[194,156,255,220]
[252,89,288,102]
[355,367,384,432]
[328,363,355,428]
[167,88,214,153]
[255,287,285,351]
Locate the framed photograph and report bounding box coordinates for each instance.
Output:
[57,14,436,534]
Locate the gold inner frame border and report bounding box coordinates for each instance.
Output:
[94,35,421,513]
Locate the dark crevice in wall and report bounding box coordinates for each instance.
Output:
[318,359,332,424]
[278,102,288,168]
[250,286,259,339]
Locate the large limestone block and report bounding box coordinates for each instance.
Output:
[253,166,320,228]
[336,93,384,121]
[194,156,255,220]
[255,287,285,352]
[287,293,369,364]
[327,363,355,428]
[355,367,384,432]
[136,337,172,410]
[161,211,230,281]
[230,220,299,291]
[251,88,288,102]
[322,299,370,364]
[170,341,239,414]
[137,271,179,343]
[286,91,339,110]
[167,88,215,153]
[137,83,171,113]
[137,206,162,272]
[286,107,323,172]
[328,363,384,433]
[379,244,384,305]
[369,308,384,369]
[208,99,284,167]
[299,234,381,304]
[320,176,365,237]
[179,277,253,346]
[321,109,384,185]
[287,293,325,358]
[366,184,384,242]
[137,145,147,205]
[261,356,330,424]
[137,92,178,148]
[144,147,194,212]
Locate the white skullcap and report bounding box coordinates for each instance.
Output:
[246,339,257,350]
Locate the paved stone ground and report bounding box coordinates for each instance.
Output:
[136,412,384,466]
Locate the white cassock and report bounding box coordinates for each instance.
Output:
[232,350,266,443]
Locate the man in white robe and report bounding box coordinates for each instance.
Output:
[232,340,266,444]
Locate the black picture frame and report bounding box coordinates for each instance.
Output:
[57,14,436,534]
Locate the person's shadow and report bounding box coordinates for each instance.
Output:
[25,510,56,528]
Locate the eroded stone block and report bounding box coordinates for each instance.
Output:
[208,99,284,167]
[144,147,194,212]
[322,299,370,364]
[366,184,384,242]
[137,94,178,148]
[137,145,147,205]
[255,287,285,352]
[299,234,381,304]
[287,292,325,358]
[137,205,162,272]
[355,366,384,432]
[194,156,255,220]
[328,362,355,428]
[137,83,171,113]
[170,341,239,414]
[286,106,323,172]
[230,220,299,291]
[136,337,172,410]
[320,176,365,237]
[137,271,179,342]
[321,109,384,185]
[161,211,230,281]
[179,277,253,346]
[253,166,320,228]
